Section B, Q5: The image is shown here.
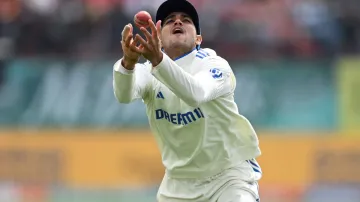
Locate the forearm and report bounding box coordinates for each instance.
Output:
[151,54,213,107]
[113,59,136,103]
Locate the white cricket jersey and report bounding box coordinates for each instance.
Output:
[113,48,261,179]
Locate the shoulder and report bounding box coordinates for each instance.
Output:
[195,49,235,84]
[195,48,229,63]
[204,56,230,68]
[195,48,217,60]
[195,48,232,72]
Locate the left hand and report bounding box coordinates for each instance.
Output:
[130,20,163,67]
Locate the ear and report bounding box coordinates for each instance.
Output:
[195,35,202,46]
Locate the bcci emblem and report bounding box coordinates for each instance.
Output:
[210,68,223,79]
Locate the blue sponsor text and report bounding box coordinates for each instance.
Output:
[155,108,204,125]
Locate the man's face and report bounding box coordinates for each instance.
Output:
[161,12,201,51]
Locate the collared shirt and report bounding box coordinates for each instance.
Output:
[113,48,261,179]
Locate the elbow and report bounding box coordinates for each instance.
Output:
[113,79,133,104]
[115,95,132,104]
[114,90,132,104]
[182,94,203,107]
[184,99,200,107]
[116,97,132,104]
[182,88,208,107]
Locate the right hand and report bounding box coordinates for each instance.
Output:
[121,23,142,70]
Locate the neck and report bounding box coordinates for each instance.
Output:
[164,47,195,60]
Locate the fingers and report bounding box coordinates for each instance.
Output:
[148,20,157,38]
[140,27,152,43]
[124,33,133,48]
[156,20,162,38]
[121,25,128,42]
[149,20,161,43]
[135,34,151,50]
[121,20,161,57]
[129,23,133,33]
[121,23,132,42]
[129,36,144,54]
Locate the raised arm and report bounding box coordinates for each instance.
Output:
[113,23,152,103]
[151,54,235,107]
[127,20,235,106]
[113,61,152,103]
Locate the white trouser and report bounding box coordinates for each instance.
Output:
[157,161,261,202]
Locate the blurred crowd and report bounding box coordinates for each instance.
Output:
[0,0,360,62]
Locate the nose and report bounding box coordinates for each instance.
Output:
[174,18,183,26]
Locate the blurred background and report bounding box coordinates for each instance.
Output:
[0,0,360,201]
